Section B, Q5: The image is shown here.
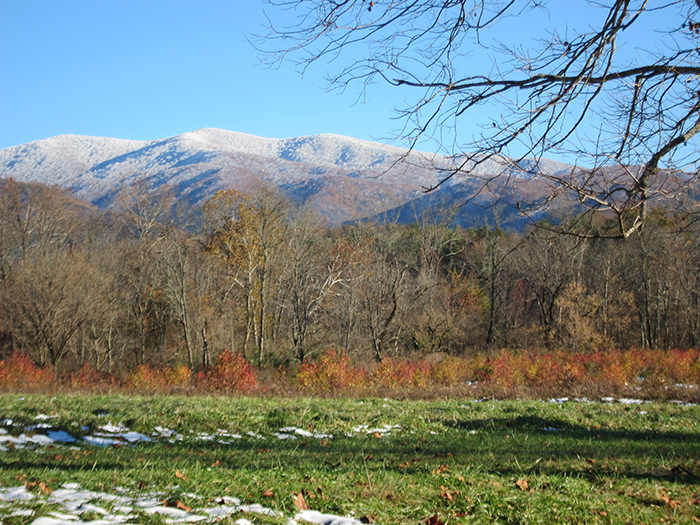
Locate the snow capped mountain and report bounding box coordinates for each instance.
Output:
[0,128,565,224]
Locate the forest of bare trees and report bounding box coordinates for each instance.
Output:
[0,178,699,379]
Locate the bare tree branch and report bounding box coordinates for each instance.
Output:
[261,0,700,237]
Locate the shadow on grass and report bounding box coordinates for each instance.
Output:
[6,422,700,487]
[445,414,697,444]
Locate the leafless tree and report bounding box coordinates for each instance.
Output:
[281,210,346,363]
[159,236,196,367]
[263,0,700,237]
[0,179,77,262]
[0,250,99,374]
[113,183,175,365]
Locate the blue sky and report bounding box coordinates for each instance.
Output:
[1,1,682,159]
[0,1,404,151]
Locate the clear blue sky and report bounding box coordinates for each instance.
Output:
[0,0,404,151]
[1,1,678,158]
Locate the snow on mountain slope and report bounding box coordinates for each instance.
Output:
[0,134,147,186]
[0,129,445,220]
[0,128,565,224]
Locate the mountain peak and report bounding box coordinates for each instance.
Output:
[0,129,448,224]
[0,128,564,226]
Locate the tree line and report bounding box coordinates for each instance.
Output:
[0,178,698,378]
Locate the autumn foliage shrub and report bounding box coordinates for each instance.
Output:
[196,350,257,394]
[68,363,119,393]
[430,355,473,385]
[372,358,430,389]
[482,348,700,394]
[0,351,55,393]
[125,364,192,395]
[0,347,697,398]
[295,348,365,394]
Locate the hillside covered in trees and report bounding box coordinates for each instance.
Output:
[0,178,698,381]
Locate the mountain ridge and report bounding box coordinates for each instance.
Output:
[0,128,571,226]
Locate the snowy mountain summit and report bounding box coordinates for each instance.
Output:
[0,128,570,224]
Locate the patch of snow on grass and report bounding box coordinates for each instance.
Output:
[279,427,333,439]
[82,436,122,447]
[292,510,364,524]
[98,422,129,433]
[47,430,76,443]
[1,483,364,525]
[0,486,35,502]
[350,424,401,436]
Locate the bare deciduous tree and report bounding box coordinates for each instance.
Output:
[281,210,346,363]
[0,250,98,374]
[263,0,700,237]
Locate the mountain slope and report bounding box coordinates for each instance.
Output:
[0,128,573,226]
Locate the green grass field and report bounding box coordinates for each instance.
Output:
[0,395,699,524]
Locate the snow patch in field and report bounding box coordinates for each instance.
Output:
[98,422,129,433]
[292,510,365,524]
[82,436,122,447]
[0,483,364,525]
[0,432,56,448]
[350,424,401,437]
[618,398,647,404]
[279,427,333,439]
[48,430,76,443]
[0,486,35,502]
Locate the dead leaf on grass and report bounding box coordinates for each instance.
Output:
[661,493,681,508]
[515,479,529,491]
[431,465,449,475]
[261,489,275,498]
[176,500,192,512]
[439,486,459,501]
[26,481,52,495]
[425,513,445,525]
[175,470,187,481]
[292,491,308,510]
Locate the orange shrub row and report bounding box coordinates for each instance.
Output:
[0,351,55,393]
[0,347,698,396]
[290,347,700,395]
[196,350,257,393]
[489,348,700,389]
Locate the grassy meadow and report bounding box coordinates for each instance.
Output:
[0,394,699,524]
